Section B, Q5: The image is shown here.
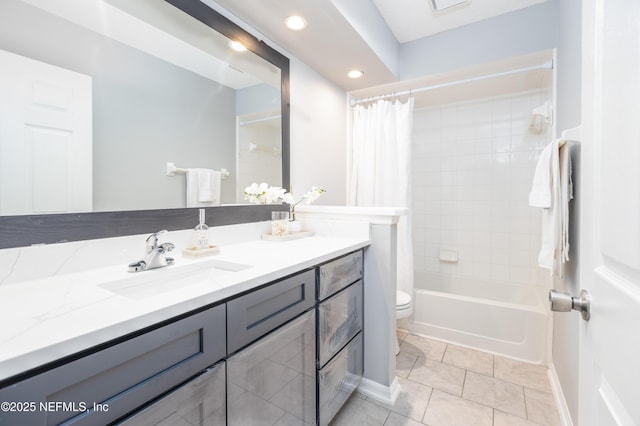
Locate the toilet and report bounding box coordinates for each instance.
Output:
[395,290,413,355]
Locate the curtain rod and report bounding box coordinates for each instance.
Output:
[350,60,553,107]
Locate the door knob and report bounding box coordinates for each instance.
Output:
[549,289,591,321]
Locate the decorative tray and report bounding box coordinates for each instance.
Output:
[181,245,220,258]
[261,231,314,241]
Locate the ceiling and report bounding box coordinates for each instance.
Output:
[210,0,549,91]
[373,0,547,43]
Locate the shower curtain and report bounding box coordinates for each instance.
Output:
[348,98,414,296]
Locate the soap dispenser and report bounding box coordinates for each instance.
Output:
[194,208,209,249]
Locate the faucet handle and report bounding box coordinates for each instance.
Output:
[159,242,175,253]
[145,230,168,252]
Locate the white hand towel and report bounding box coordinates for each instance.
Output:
[529,142,554,208]
[197,169,213,202]
[533,139,573,278]
[186,168,221,207]
[537,140,560,272]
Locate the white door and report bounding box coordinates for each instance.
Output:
[579,0,640,424]
[0,49,92,215]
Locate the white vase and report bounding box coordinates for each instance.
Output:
[288,220,301,234]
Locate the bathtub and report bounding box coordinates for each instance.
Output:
[406,272,550,363]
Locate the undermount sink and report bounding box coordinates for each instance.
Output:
[99,259,252,300]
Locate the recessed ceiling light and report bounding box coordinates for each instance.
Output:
[430,0,469,12]
[230,41,247,52]
[284,15,307,31]
[347,70,364,79]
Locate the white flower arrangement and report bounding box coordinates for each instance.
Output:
[282,186,326,208]
[244,183,326,219]
[244,183,287,204]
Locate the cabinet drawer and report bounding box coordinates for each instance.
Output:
[318,280,363,367]
[317,333,363,426]
[318,250,363,300]
[119,361,226,426]
[227,269,315,354]
[0,305,225,426]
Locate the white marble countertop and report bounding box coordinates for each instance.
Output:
[0,234,370,383]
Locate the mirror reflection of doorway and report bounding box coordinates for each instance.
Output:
[236,109,282,201]
[0,49,92,215]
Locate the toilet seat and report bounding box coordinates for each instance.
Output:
[396,290,413,355]
[396,291,413,310]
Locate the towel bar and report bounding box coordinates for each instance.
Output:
[166,162,229,179]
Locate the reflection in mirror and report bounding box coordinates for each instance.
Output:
[0,0,282,216]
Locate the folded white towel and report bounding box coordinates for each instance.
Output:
[186,168,221,207]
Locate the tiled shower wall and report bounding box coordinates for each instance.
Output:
[412,89,554,288]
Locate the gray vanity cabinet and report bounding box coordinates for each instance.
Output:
[316,250,364,426]
[227,310,316,425]
[0,249,367,426]
[226,269,315,354]
[226,269,317,425]
[118,361,226,425]
[0,304,226,426]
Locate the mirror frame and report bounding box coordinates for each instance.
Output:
[0,0,290,249]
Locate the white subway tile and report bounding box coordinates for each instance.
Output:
[473,262,492,280]
[491,232,510,249]
[490,264,510,281]
[509,266,533,284]
[425,257,441,273]
[492,136,511,153]
[491,247,510,265]
[411,91,552,288]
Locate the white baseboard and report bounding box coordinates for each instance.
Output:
[357,376,400,406]
[548,362,574,426]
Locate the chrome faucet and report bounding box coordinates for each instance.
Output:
[128,230,175,272]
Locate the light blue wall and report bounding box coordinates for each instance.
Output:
[236,83,281,116]
[399,0,558,80]
[331,0,400,78]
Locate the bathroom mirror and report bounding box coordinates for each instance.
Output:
[0,0,290,248]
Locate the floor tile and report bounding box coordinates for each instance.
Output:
[227,389,285,425]
[494,411,543,426]
[408,357,466,396]
[384,411,424,426]
[524,388,561,426]
[423,389,493,426]
[400,334,447,361]
[270,373,316,424]
[336,333,563,426]
[462,371,526,418]
[397,330,408,345]
[274,413,313,426]
[371,377,432,421]
[331,394,390,426]
[494,356,552,392]
[442,344,494,377]
[395,351,418,379]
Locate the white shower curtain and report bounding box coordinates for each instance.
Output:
[348,98,414,296]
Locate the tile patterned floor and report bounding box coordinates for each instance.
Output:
[331,331,561,426]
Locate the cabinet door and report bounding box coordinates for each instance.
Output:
[118,361,225,426]
[318,280,363,367]
[227,269,315,354]
[227,309,316,425]
[0,304,225,425]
